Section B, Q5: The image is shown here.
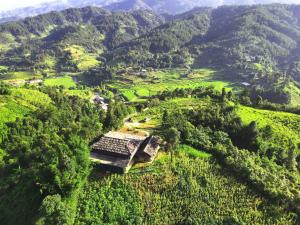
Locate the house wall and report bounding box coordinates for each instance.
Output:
[94,163,126,174]
[93,150,130,159]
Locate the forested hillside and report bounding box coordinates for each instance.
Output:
[1,5,300,104]
[1,4,300,225]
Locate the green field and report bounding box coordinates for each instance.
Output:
[237,105,300,149]
[180,145,212,158]
[109,69,234,102]
[45,76,77,88]
[0,71,42,81]
[132,97,211,125]
[65,89,93,100]
[64,45,100,71]
[0,88,51,128]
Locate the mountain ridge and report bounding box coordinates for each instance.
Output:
[2,0,300,23]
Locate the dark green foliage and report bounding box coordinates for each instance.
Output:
[104,100,132,130]
[0,82,11,95]
[75,176,143,225]
[159,91,300,217]
[0,87,105,225]
[36,195,73,225]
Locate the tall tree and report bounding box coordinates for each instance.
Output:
[165,127,181,162]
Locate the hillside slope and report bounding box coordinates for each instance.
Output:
[0,7,164,73]
[1,5,300,104]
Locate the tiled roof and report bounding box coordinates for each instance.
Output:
[141,136,160,157]
[92,132,146,156]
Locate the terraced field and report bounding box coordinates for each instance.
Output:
[44,76,77,88]
[109,69,235,102]
[0,71,42,81]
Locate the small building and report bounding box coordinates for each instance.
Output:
[91,132,160,173]
[7,80,26,86]
[26,79,43,85]
[93,95,109,111]
[241,82,251,87]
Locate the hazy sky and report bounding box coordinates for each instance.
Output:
[0,0,57,11]
[1,0,300,12]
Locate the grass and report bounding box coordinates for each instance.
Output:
[180,145,212,158]
[284,82,300,106]
[109,68,234,102]
[65,90,93,100]
[0,88,51,128]
[132,97,211,125]
[45,76,76,88]
[11,88,52,106]
[0,97,32,127]
[237,105,300,149]
[0,71,42,81]
[64,45,100,71]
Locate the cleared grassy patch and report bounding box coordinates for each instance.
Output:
[133,97,211,124]
[0,71,42,81]
[11,88,52,106]
[0,88,51,128]
[64,45,100,71]
[237,105,300,149]
[180,145,212,158]
[45,76,76,88]
[65,90,93,100]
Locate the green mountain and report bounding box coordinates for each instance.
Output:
[111,5,300,77]
[1,4,300,225]
[1,4,300,104]
[0,7,164,72]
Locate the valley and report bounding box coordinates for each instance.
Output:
[0,3,300,225]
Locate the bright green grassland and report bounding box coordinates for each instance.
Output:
[75,149,296,224]
[64,45,100,71]
[44,76,76,88]
[237,105,300,149]
[0,88,51,128]
[65,90,93,100]
[133,97,211,126]
[284,82,300,106]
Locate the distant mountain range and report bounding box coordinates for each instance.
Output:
[1,0,300,23]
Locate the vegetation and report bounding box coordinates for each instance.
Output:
[1,3,300,225]
[44,76,77,89]
[75,149,297,225]
[0,86,130,225]
[1,5,300,104]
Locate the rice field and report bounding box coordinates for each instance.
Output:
[109,68,234,102]
[0,71,42,81]
[44,76,77,88]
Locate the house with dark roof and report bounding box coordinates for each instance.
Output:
[91,132,160,173]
